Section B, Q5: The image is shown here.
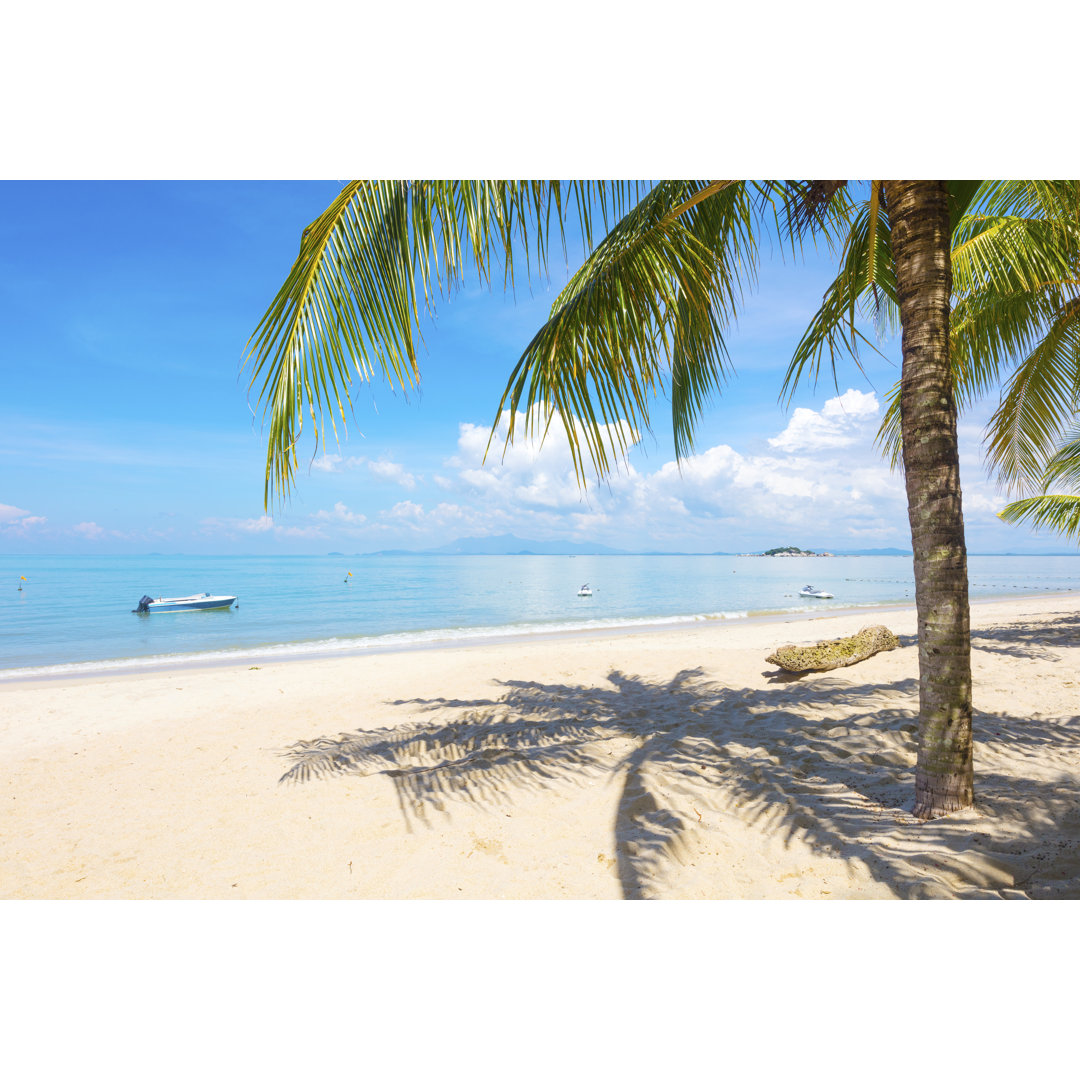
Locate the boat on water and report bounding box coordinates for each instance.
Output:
[577,583,593,597]
[799,585,834,599]
[133,592,237,613]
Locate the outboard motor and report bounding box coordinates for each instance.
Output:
[134,595,154,613]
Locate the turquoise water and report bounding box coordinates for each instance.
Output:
[2,553,1079,678]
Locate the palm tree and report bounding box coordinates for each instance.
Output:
[869,183,1080,491]
[998,427,1080,539]
[245,179,1067,820]
[785,181,1080,815]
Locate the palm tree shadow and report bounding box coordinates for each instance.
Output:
[279,667,1080,899]
[970,611,1080,661]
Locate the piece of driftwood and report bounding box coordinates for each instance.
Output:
[766,625,900,672]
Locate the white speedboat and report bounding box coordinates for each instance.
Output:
[133,592,236,613]
[577,584,593,597]
[799,585,834,599]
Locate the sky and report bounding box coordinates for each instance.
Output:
[1,179,1074,556]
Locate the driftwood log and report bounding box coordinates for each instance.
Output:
[766,625,900,672]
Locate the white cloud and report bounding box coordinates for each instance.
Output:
[451,406,636,510]
[312,453,415,489]
[74,521,105,539]
[0,503,30,524]
[313,502,367,525]
[768,389,879,452]
[236,516,275,533]
[384,500,425,522]
[368,460,416,489]
[0,503,46,533]
[200,514,278,537]
[311,454,348,473]
[238,390,1022,553]
[428,396,918,550]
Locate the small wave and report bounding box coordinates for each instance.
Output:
[0,610,751,681]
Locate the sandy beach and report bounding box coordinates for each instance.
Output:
[3,593,1079,900]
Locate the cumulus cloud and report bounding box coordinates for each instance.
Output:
[74,521,105,539]
[268,391,1013,552]
[384,500,425,522]
[0,503,30,524]
[312,453,416,488]
[768,389,880,452]
[428,396,916,549]
[313,502,367,525]
[450,406,637,510]
[0,503,46,533]
[368,460,416,489]
[237,516,275,533]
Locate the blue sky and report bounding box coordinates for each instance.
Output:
[0,180,1072,556]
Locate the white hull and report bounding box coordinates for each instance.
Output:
[134,593,236,613]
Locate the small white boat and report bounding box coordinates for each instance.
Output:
[799,585,834,599]
[577,583,593,597]
[133,592,237,613]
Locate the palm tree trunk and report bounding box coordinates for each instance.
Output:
[883,180,974,820]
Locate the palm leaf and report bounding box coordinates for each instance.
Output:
[984,297,1080,491]
[494,181,757,482]
[1040,425,1080,488]
[998,493,1080,542]
[781,200,896,404]
[875,182,1080,478]
[244,180,644,505]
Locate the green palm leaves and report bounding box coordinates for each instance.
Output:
[868,182,1080,481]
[244,180,642,504]
[498,180,758,478]
[247,179,1080,542]
[999,425,1080,542]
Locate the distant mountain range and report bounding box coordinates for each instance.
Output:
[355,533,631,556]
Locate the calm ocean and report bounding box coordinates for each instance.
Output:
[2,552,1078,679]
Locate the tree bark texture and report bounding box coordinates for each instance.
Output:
[883,180,974,820]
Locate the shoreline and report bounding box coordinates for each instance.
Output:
[4,591,1080,898]
[4,587,1078,686]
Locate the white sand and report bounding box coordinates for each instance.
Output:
[3,593,1080,899]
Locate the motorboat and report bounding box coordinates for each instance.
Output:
[577,584,593,597]
[799,585,834,599]
[133,592,237,613]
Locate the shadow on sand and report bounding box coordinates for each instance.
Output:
[279,651,1080,898]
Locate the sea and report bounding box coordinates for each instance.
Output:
[2,552,1079,680]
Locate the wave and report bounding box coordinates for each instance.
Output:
[0,609,752,681]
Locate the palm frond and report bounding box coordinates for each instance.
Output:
[983,297,1080,491]
[952,215,1079,299]
[781,200,896,404]
[1040,424,1080,488]
[945,180,983,234]
[877,181,1080,478]
[998,493,1080,542]
[244,180,646,505]
[494,181,758,482]
[875,379,904,470]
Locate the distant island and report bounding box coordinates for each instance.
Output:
[742,546,835,558]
